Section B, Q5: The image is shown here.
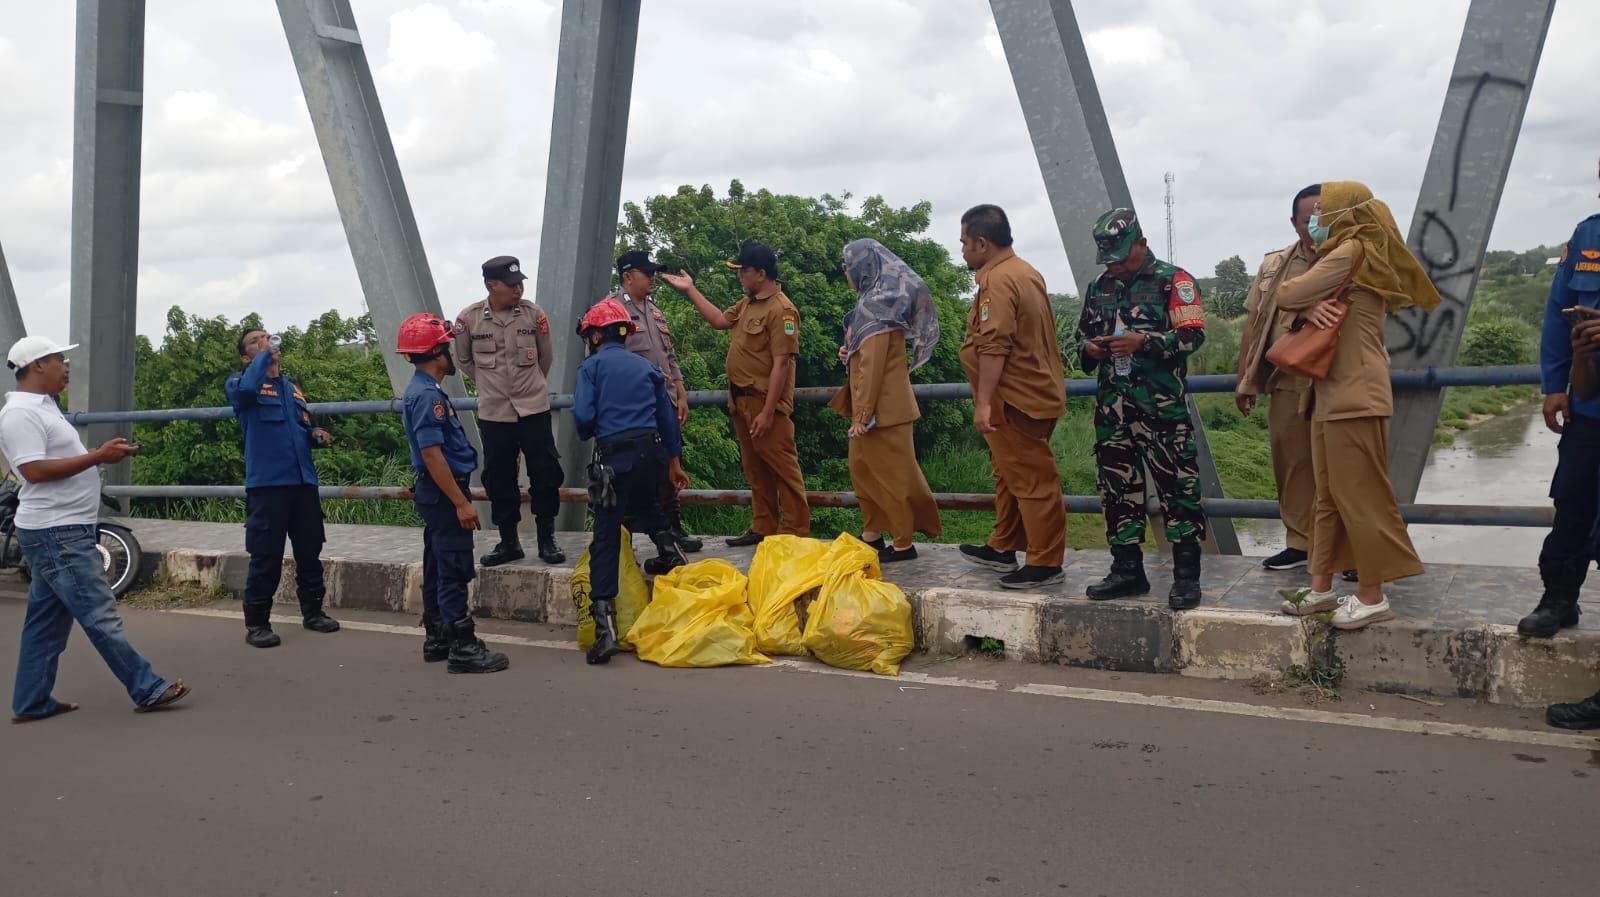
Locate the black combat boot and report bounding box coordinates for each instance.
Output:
[1517,554,1585,638]
[243,602,281,648]
[299,590,340,633]
[643,530,688,576]
[1546,689,1600,730]
[445,617,509,674]
[480,525,525,567]
[1086,544,1150,601]
[1168,542,1203,610]
[587,598,621,665]
[421,611,448,663]
[670,517,704,553]
[536,517,566,564]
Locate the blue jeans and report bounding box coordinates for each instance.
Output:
[11,524,170,717]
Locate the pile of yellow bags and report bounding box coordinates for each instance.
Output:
[571,532,916,675]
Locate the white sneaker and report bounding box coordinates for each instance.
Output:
[1279,587,1339,616]
[1330,595,1394,630]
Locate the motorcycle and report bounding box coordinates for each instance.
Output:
[0,473,143,599]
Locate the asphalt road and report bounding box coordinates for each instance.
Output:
[2,599,1597,897]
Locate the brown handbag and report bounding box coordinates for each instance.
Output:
[1265,245,1364,381]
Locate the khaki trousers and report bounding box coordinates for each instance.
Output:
[1267,386,1316,551]
[731,394,810,536]
[982,404,1066,567]
[1309,417,1423,586]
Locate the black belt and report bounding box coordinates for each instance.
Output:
[598,429,660,455]
[417,470,472,488]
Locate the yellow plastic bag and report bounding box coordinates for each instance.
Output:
[570,529,650,652]
[803,569,915,676]
[626,558,771,668]
[746,535,828,655]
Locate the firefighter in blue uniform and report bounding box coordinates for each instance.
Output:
[573,298,689,665]
[396,313,509,674]
[226,328,340,648]
[1532,197,1600,731]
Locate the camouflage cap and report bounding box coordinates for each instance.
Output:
[1092,208,1142,264]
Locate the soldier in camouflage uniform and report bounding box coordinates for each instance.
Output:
[1077,208,1208,610]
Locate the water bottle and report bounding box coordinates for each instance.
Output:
[1112,312,1132,378]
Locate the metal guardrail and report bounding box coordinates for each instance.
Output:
[64,364,1543,425]
[100,486,1557,529]
[89,363,1549,529]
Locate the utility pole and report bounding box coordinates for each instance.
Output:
[1163,171,1176,263]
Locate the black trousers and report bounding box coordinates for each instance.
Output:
[1544,412,1600,562]
[591,445,669,603]
[480,411,564,529]
[243,485,325,609]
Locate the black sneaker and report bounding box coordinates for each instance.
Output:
[1000,565,1065,590]
[726,530,766,548]
[879,545,917,563]
[1262,548,1308,570]
[959,544,1019,573]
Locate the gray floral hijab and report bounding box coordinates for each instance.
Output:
[842,238,939,370]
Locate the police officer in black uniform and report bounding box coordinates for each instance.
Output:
[572,298,689,664]
[225,328,340,647]
[396,313,509,674]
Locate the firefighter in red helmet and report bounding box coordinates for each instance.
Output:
[396,313,509,674]
[574,298,689,664]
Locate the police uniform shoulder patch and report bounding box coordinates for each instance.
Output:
[453,319,465,334]
[537,312,550,335]
[432,400,445,419]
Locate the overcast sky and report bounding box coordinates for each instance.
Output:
[2,0,1596,347]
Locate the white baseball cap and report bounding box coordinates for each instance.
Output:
[6,336,79,371]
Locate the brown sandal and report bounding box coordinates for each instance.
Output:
[11,702,80,724]
[133,679,190,713]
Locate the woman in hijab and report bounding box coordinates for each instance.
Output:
[1274,181,1437,629]
[828,238,943,562]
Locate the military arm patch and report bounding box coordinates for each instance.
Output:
[1168,270,1205,329]
[433,400,445,419]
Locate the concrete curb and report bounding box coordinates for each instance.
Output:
[143,548,1600,708]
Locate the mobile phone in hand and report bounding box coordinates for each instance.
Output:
[1563,306,1600,326]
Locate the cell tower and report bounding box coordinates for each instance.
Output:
[1163,171,1176,263]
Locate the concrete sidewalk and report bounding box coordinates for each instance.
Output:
[128,518,1600,708]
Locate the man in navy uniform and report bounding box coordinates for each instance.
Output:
[226,328,340,648]
[572,298,689,664]
[396,313,509,674]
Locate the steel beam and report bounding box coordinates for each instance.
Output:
[535,0,641,531]
[989,0,1239,553]
[68,0,145,486]
[1386,0,1553,502]
[0,239,24,350]
[275,0,462,405]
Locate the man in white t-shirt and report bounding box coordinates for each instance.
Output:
[0,336,188,722]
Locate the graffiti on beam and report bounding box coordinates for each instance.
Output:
[1389,71,1527,363]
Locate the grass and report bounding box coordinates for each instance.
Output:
[121,572,233,610]
[1434,385,1538,443]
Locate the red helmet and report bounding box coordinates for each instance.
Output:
[396,313,454,354]
[577,298,632,336]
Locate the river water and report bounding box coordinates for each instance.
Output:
[1235,402,1556,567]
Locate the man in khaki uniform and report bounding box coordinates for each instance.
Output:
[1236,184,1321,571]
[593,249,700,552]
[662,241,810,544]
[954,204,1068,589]
[454,255,566,567]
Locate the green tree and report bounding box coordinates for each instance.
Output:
[1213,254,1251,294]
[615,181,977,535]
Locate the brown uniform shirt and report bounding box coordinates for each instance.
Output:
[453,298,554,422]
[1275,240,1392,422]
[827,330,920,428]
[959,248,1066,420]
[1237,241,1317,396]
[602,288,683,383]
[724,283,800,415]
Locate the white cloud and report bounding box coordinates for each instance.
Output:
[380,3,496,82]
